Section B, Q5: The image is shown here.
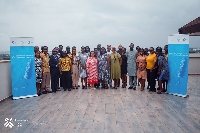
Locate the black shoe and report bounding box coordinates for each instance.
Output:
[78,85,80,87]
[128,86,133,89]
[157,91,162,94]
[37,93,42,96]
[68,88,71,91]
[42,91,47,94]
[47,91,52,93]
[133,87,136,90]
[117,84,120,87]
[64,88,66,91]
[57,88,61,91]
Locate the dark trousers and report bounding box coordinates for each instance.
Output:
[61,71,72,89]
[147,69,156,91]
[51,71,59,92]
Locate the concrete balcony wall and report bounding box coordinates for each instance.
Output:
[0,53,200,101]
[188,53,200,74]
[0,60,12,101]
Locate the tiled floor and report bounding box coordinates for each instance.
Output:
[0,75,200,133]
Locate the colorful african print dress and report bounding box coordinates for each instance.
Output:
[86,57,98,84]
[158,56,169,81]
[98,53,110,84]
[35,57,43,83]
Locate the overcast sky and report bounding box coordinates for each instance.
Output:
[0,0,200,51]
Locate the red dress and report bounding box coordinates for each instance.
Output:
[86,57,98,84]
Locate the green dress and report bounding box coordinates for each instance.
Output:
[110,53,121,79]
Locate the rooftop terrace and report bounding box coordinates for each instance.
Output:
[0,75,200,133]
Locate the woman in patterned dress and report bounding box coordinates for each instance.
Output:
[98,47,110,89]
[156,47,169,94]
[78,46,88,89]
[35,51,43,96]
[136,48,147,91]
[86,51,98,89]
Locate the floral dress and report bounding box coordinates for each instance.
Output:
[77,52,88,78]
[35,57,42,83]
[98,53,110,84]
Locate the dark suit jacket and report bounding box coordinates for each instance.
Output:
[49,55,59,73]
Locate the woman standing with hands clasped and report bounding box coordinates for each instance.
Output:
[86,51,98,89]
[110,46,122,89]
[146,47,157,92]
[98,47,110,89]
[78,46,88,89]
[58,51,72,91]
[35,51,43,96]
[121,47,127,88]
[136,48,147,91]
[71,49,79,89]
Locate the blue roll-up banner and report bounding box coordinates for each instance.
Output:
[167,34,189,97]
[10,37,37,100]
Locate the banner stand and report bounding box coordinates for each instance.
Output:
[10,37,38,100]
[167,34,189,98]
[165,92,189,98]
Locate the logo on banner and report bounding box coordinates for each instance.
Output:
[183,38,188,41]
[12,41,15,44]
[177,39,180,42]
[21,41,24,45]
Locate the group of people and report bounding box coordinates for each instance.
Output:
[34,43,169,96]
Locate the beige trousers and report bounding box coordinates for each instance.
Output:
[72,65,79,87]
[41,72,50,91]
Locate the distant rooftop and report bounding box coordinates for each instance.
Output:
[179,17,200,36]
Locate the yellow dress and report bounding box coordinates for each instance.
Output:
[110,53,121,79]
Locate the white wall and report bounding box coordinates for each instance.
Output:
[188,54,200,74]
[0,60,12,101]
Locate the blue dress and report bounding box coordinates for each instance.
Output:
[157,56,169,81]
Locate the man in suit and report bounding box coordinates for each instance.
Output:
[127,43,138,90]
[49,48,60,93]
